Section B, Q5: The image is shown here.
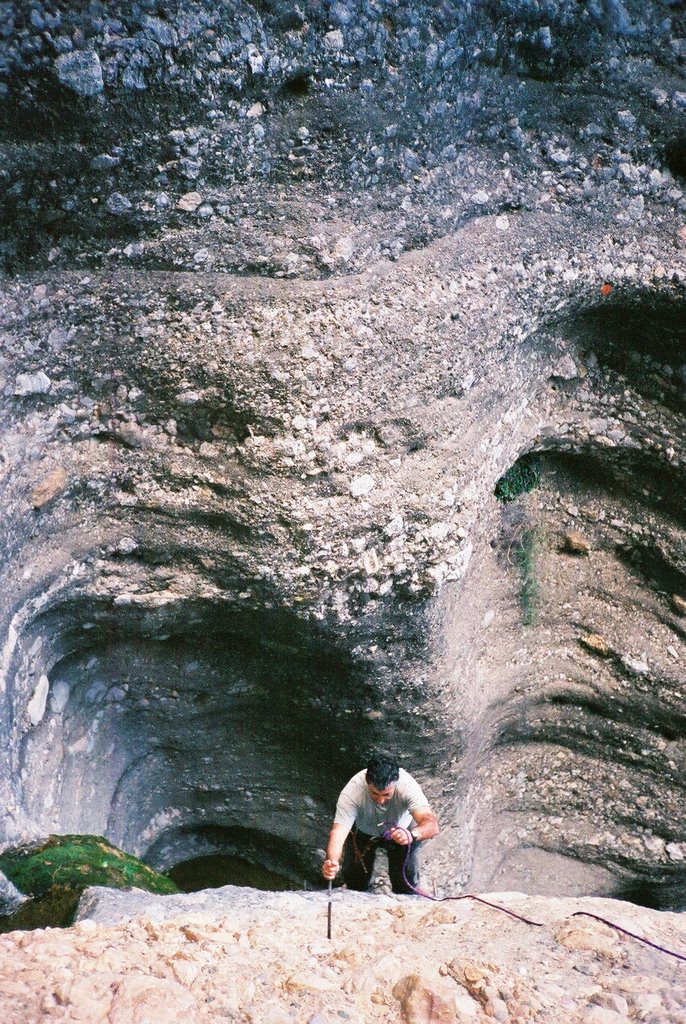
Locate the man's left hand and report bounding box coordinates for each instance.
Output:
[388,827,412,845]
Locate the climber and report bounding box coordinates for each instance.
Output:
[322,752,439,894]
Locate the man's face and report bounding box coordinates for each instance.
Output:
[367,782,396,806]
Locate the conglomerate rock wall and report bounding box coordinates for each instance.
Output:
[0,0,684,912]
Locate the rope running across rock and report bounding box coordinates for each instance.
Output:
[382,826,686,964]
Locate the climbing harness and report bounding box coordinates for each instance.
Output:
[351,828,379,871]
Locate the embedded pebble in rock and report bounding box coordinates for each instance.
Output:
[49,680,70,714]
[562,531,592,555]
[54,51,104,96]
[177,192,204,212]
[106,193,133,216]
[31,467,67,509]
[26,675,49,726]
[350,475,375,498]
[90,154,121,172]
[579,633,611,657]
[14,371,51,396]
[552,354,580,380]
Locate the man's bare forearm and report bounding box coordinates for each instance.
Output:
[411,809,440,842]
[326,822,349,862]
[322,822,349,879]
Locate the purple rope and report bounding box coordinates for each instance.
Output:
[384,827,686,960]
[570,911,686,964]
[383,827,543,927]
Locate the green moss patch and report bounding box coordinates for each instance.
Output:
[0,888,82,933]
[0,834,179,932]
[495,454,541,503]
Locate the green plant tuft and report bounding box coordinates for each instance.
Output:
[516,527,544,626]
[495,454,541,503]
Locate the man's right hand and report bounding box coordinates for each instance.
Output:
[322,858,339,880]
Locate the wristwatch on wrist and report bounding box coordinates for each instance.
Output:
[410,828,419,842]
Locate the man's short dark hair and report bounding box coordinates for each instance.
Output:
[366,753,400,790]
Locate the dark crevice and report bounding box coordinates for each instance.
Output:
[538,449,686,528]
[615,541,686,600]
[130,503,256,538]
[663,135,686,181]
[144,824,308,883]
[563,295,686,414]
[168,854,294,892]
[279,72,313,98]
[543,693,686,743]
[613,874,686,912]
[492,724,686,785]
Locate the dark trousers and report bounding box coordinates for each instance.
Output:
[342,827,421,894]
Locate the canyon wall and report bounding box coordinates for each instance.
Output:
[0,0,684,908]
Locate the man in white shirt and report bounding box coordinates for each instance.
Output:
[322,753,439,894]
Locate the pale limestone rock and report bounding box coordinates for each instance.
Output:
[14,371,51,396]
[109,975,199,1023]
[26,674,50,726]
[553,919,621,960]
[392,973,459,1024]
[250,1004,297,1024]
[585,1006,629,1024]
[0,891,685,1023]
[562,530,591,554]
[350,474,375,497]
[591,991,630,1016]
[454,989,480,1016]
[177,192,203,212]
[552,354,579,379]
[32,467,67,509]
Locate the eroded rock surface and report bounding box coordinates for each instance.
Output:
[0,0,684,914]
[1,886,685,1023]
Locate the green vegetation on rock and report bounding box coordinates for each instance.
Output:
[516,527,545,627]
[0,834,179,932]
[495,455,541,503]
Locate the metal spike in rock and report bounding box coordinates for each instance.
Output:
[327,880,332,940]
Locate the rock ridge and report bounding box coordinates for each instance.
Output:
[1,885,685,1022]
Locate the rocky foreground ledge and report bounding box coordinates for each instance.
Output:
[0,887,684,1024]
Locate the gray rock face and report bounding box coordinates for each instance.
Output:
[0,0,684,919]
[0,870,26,917]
